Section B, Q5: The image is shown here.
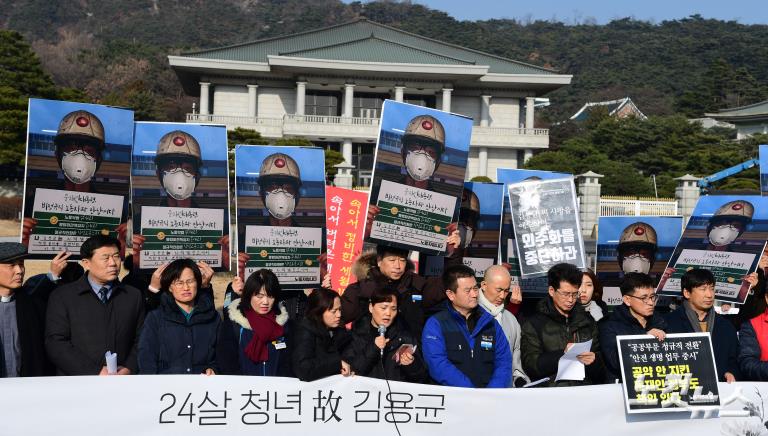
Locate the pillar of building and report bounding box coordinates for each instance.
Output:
[525,96,535,129]
[523,149,534,164]
[295,81,306,116]
[478,147,488,177]
[394,85,405,103]
[247,84,258,118]
[577,171,604,237]
[675,174,701,224]
[480,95,491,127]
[343,82,355,118]
[199,82,210,116]
[441,87,453,112]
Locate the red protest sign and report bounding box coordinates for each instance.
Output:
[325,186,368,294]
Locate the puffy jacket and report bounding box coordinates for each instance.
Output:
[138,292,220,374]
[520,296,605,387]
[216,299,293,377]
[599,304,667,382]
[738,313,768,381]
[291,318,352,381]
[342,314,428,383]
[664,305,740,381]
[422,302,511,388]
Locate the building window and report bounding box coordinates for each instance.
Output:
[305,91,340,116]
[404,94,436,109]
[352,143,375,187]
[353,93,387,118]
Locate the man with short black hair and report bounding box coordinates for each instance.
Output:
[421,264,511,388]
[46,235,145,375]
[665,268,739,382]
[599,272,666,382]
[521,263,604,386]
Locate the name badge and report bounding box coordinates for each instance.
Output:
[411,294,423,302]
[273,339,287,350]
[481,341,493,350]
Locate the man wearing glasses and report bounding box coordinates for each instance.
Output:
[46,235,145,375]
[422,264,512,388]
[521,263,605,387]
[599,273,667,382]
[665,268,740,382]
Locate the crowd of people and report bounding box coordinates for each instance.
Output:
[2,235,767,388]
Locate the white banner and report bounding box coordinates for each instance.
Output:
[1,375,766,435]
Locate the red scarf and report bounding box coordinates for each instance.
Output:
[244,308,284,363]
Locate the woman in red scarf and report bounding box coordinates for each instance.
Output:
[217,269,292,376]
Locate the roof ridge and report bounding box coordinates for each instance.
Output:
[717,99,768,113]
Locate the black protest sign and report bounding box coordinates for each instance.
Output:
[617,333,720,414]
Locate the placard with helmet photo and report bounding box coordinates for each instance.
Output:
[760,144,768,195]
[21,98,133,259]
[235,145,326,289]
[365,100,472,256]
[131,122,231,272]
[657,196,768,303]
[497,168,571,295]
[422,182,504,280]
[596,216,683,306]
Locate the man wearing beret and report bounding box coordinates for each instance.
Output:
[0,243,69,377]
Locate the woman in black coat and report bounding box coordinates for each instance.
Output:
[342,287,428,383]
[291,288,352,381]
[138,259,221,374]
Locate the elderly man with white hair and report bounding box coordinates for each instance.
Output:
[478,265,530,387]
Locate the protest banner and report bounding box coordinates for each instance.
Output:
[21,98,133,258]
[325,186,368,294]
[0,374,765,436]
[760,144,768,196]
[131,122,230,272]
[497,168,571,294]
[597,216,683,305]
[235,145,325,288]
[423,182,503,280]
[657,196,768,303]
[366,100,471,256]
[508,177,586,277]
[617,333,720,414]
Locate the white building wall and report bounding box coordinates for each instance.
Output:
[486,148,519,179]
[212,85,248,116]
[465,148,480,180]
[488,98,520,128]
[257,87,296,119]
[452,96,481,124]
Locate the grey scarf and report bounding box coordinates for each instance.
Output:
[683,300,715,333]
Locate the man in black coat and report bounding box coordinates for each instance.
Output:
[599,273,667,383]
[664,268,740,382]
[0,243,69,377]
[46,235,145,375]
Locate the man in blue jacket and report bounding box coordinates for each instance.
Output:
[422,264,511,388]
[664,268,739,382]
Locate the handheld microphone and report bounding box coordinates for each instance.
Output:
[378,325,387,357]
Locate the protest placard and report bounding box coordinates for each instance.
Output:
[235,145,325,288]
[617,333,720,414]
[508,177,586,277]
[325,186,368,294]
[131,122,230,271]
[657,196,768,303]
[760,144,768,196]
[22,98,133,258]
[366,100,471,255]
[597,216,683,306]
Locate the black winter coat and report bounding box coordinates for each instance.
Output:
[599,304,667,382]
[45,274,146,375]
[664,306,740,381]
[520,296,605,386]
[137,292,221,374]
[738,316,768,381]
[342,315,428,383]
[291,318,352,381]
[8,275,57,377]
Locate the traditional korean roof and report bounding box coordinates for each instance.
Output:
[705,100,768,122]
[570,97,647,122]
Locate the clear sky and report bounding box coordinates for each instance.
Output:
[370,0,768,25]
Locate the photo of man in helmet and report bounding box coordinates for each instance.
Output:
[21,101,133,256]
[257,152,303,227]
[154,130,203,208]
[617,222,658,275]
[706,200,754,251]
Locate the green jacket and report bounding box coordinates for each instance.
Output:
[520,296,605,387]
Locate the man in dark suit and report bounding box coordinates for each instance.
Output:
[46,235,145,375]
[0,243,69,377]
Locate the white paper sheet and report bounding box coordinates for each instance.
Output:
[555,339,593,381]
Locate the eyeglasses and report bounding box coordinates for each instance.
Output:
[171,279,197,289]
[627,294,658,304]
[555,289,580,300]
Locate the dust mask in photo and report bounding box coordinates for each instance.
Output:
[708,224,740,246]
[162,168,196,200]
[621,254,651,274]
[265,189,296,220]
[405,150,436,182]
[61,150,97,184]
